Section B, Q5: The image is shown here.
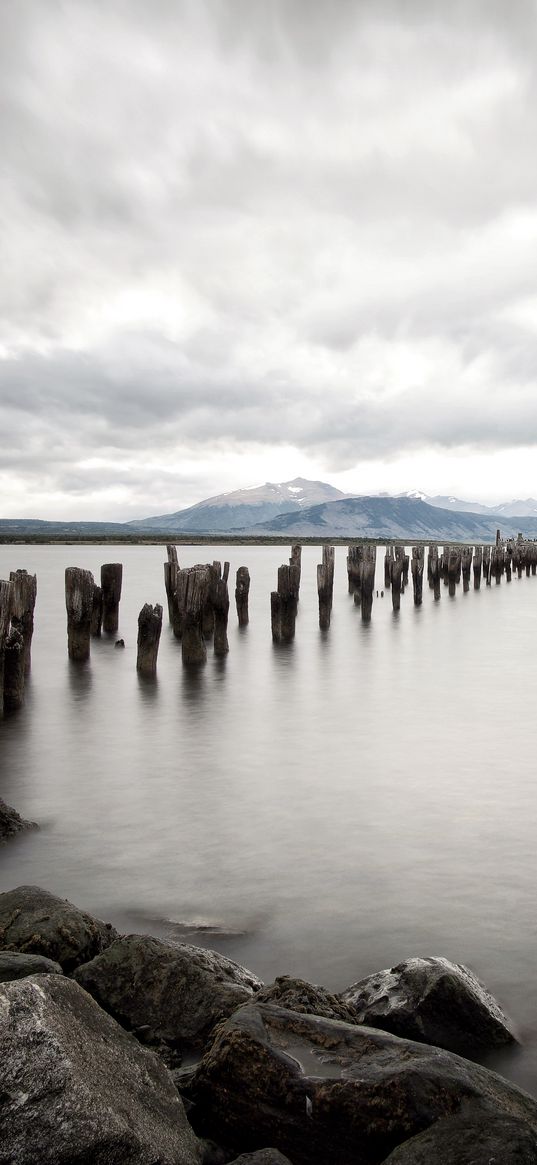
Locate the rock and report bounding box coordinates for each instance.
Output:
[0,885,118,972]
[340,956,517,1057]
[189,1002,537,1165]
[230,1153,294,1164]
[381,1100,537,1163]
[73,933,262,1065]
[255,975,357,1023]
[0,798,37,843]
[0,950,63,982]
[0,974,202,1165]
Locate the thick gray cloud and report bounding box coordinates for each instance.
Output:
[2,0,537,517]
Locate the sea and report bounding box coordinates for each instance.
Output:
[2,541,537,1093]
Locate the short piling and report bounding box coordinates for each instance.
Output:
[9,569,37,673]
[317,546,335,629]
[213,562,230,656]
[359,545,376,621]
[235,566,250,626]
[137,603,163,675]
[176,566,211,664]
[65,567,94,661]
[101,563,123,634]
[271,563,300,642]
[411,547,425,606]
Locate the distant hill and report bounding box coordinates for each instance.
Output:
[128,477,349,533]
[237,495,537,541]
[397,491,537,518]
[0,518,128,537]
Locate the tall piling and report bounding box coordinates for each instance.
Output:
[213,562,230,656]
[447,548,460,597]
[164,547,180,626]
[235,566,250,626]
[271,563,300,643]
[290,545,302,595]
[101,563,123,634]
[0,579,13,715]
[390,555,404,612]
[461,547,473,593]
[3,626,26,711]
[428,546,441,600]
[347,546,363,597]
[384,547,393,589]
[473,546,483,589]
[65,568,94,661]
[359,545,376,621]
[91,585,103,636]
[137,603,163,675]
[176,566,211,665]
[402,554,410,588]
[483,546,491,586]
[411,547,425,605]
[317,545,335,630]
[9,570,37,673]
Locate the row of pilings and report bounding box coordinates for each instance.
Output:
[163,546,251,665]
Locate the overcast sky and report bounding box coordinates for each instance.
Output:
[3,0,537,520]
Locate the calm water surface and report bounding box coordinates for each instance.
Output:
[1,543,537,1092]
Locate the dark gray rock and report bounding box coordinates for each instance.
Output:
[73,933,262,1065]
[255,975,357,1023]
[230,1153,294,1164]
[0,798,37,843]
[0,950,62,982]
[340,956,517,1057]
[190,1002,537,1165]
[381,1100,537,1163]
[0,884,118,972]
[0,974,202,1165]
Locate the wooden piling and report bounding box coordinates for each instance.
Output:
[65,567,94,661]
[461,547,473,593]
[0,579,13,715]
[290,545,302,594]
[483,546,491,586]
[235,566,250,626]
[9,570,37,674]
[402,554,410,588]
[384,547,393,589]
[91,585,103,636]
[164,546,180,626]
[473,546,483,590]
[213,562,230,656]
[346,546,363,596]
[390,556,404,612]
[428,546,441,600]
[101,563,123,634]
[359,545,376,621]
[317,546,335,630]
[176,566,211,664]
[3,627,25,711]
[271,563,300,642]
[136,603,163,675]
[447,548,460,596]
[411,547,424,605]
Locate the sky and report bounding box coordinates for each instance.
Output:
[3,0,537,521]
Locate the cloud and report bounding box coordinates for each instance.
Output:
[2,0,537,516]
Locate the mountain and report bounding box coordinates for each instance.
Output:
[237,495,537,540]
[128,478,349,532]
[398,492,537,517]
[0,518,128,537]
[493,499,537,518]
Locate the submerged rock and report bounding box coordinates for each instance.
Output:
[0,885,118,972]
[255,975,357,1023]
[73,933,262,1065]
[190,1001,537,1165]
[0,798,37,843]
[381,1101,537,1163]
[0,950,62,982]
[0,974,202,1165]
[340,956,517,1057]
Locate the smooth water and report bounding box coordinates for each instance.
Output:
[2,543,537,1093]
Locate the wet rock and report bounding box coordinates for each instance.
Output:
[0,797,37,843]
[255,975,357,1024]
[0,950,63,982]
[0,974,202,1165]
[190,1002,537,1165]
[73,933,262,1065]
[0,885,118,972]
[340,956,517,1057]
[381,1100,537,1163]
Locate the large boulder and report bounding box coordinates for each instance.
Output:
[190,1002,537,1165]
[0,885,118,972]
[73,933,262,1065]
[340,956,517,1057]
[0,974,202,1165]
[0,950,62,982]
[255,975,357,1023]
[0,798,37,843]
[381,1101,537,1163]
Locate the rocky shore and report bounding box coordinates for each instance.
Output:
[1,884,536,1164]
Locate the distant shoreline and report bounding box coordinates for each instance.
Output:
[0,534,482,547]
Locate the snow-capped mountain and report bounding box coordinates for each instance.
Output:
[128,477,350,532]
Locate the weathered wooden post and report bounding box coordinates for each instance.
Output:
[384,546,393,588]
[447,548,460,596]
[213,562,230,656]
[461,547,473,593]
[411,546,424,605]
[235,566,250,626]
[91,585,103,636]
[317,545,335,630]
[473,546,483,589]
[0,579,13,715]
[290,545,302,595]
[201,561,220,639]
[164,546,179,625]
[9,570,37,673]
[101,563,123,634]
[483,545,491,586]
[176,566,211,664]
[428,546,441,600]
[346,545,363,596]
[65,567,94,661]
[3,627,25,711]
[358,545,376,621]
[136,603,163,675]
[491,544,503,584]
[505,544,513,582]
[402,554,410,588]
[271,563,300,642]
[390,555,404,612]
